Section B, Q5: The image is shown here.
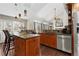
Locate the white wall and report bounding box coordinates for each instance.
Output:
[37,3,68,30]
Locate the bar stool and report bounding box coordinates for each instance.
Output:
[3,30,14,56]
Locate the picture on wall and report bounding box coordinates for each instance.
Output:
[55,18,63,27]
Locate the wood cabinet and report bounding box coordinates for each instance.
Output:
[40,33,48,46]
[48,34,57,48]
[29,37,40,56]
[14,36,40,56]
[40,33,57,48]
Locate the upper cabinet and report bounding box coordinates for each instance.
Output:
[26,20,34,30]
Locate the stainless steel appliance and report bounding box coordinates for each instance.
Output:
[73,11,79,55]
[57,35,71,53]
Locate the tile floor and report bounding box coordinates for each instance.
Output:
[0,43,71,56]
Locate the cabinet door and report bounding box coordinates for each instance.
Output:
[57,36,63,50]
[45,35,49,46]
[34,37,40,56]
[42,35,48,45]
[14,37,26,56]
[40,33,57,48]
[40,34,47,45]
[40,34,45,44]
[48,35,57,48]
[25,40,30,56]
[63,36,71,53]
[29,37,40,56]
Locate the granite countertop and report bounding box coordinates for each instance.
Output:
[56,32,72,36]
[14,32,40,39]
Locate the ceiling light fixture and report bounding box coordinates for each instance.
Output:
[54,8,60,20]
[24,10,27,16]
[14,3,18,6]
[15,16,17,19]
[54,8,57,20]
[14,3,27,19]
[18,13,21,18]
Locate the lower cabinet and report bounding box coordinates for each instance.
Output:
[48,35,57,48]
[57,35,63,50]
[14,36,40,56]
[40,33,57,48]
[40,33,48,45]
[29,37,40,56]
[57,35,72,53]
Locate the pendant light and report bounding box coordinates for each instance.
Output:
[18,13,21,18]
[54,8,57,20]
[24,9,27,16]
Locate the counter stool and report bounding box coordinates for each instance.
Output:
[3,30,14,56]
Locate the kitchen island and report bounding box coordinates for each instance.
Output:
[14,32,40,56]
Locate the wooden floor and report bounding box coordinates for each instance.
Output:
[41,45,71,56]
[0,43,4,56]
[0,43,71,56]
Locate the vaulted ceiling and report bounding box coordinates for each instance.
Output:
[0,3,68,23]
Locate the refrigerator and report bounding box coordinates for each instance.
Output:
[73,11,79,56]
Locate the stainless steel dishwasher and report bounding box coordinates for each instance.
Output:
[57,34,72,53]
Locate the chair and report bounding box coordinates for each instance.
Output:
[3,30,14,56]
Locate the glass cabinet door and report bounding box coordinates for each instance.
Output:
[34,22,42,33]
